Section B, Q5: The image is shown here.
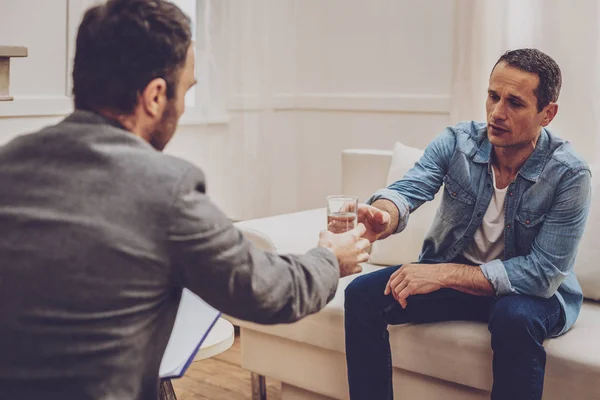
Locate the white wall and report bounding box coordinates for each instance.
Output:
[282,0,455,210]
[168,0,456,219]
[1,0,455,221]
[0,0,75,142]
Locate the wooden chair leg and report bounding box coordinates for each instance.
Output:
[159,379,177,400]
[251,372,267,400]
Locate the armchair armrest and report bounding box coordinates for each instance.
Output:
[342,149,392,201]
[235,208,326,255]
[228,208,328,329]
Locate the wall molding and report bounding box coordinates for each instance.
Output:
[227,94,265,111]
[179,114,231,125]
[273,93,451,114]
[227,93,451,114]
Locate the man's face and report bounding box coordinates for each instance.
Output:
[486,62,550,149]
[151,45,197,150]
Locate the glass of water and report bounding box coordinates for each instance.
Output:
[326,195,358,233]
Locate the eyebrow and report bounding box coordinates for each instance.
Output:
[488,89,526,104]
[508,94,525,104]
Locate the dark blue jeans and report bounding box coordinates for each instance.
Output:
[344,265,563,400]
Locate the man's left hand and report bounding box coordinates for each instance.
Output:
[384,263,449,308]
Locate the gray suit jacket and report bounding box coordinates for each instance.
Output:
[0,110,339,399]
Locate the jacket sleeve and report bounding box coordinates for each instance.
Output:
[166,168,340,324]
[480,169,592,298]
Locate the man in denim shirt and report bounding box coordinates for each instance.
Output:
[344,48,592,400]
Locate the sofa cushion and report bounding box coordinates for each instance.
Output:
[573,164,600,300]
[369,141,441,266]
[237,263,600,396]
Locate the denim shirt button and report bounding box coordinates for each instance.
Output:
[526,219,530,225]
[509,192,514,197]
[506,224,511,229]
[508,252,513,257]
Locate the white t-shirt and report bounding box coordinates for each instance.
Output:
[463,166,507,264]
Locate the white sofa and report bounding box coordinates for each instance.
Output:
[231,149,600,400]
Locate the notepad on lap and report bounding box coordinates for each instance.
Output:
[159,288,221,379]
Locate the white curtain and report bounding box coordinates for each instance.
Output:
[451,0,600,164]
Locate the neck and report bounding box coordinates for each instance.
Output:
[492,134,540,176]
[491,131,541,189]
[97,109,150,143]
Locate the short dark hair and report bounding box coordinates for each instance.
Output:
[493,48,562,112]
[72,0,192,114]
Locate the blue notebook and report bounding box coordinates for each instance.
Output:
[159,288,221,379]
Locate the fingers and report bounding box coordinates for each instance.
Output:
[353,223,367,238]
[319,229,332,239]
[393,279,409,301]
[339,261,364,278]
[340,202,358,214]
[357,204,390,235]
[357,251,370,263]
[384,267,404,295]
[397,286,411,309]
[318,230,333,248]
[389,271,406,293]
[357,204,375,224]
[356,236,370,250]
[328,220,351,234]
[357,203,370,216]
[377,210,391,224]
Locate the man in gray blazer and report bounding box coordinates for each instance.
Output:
[0,1,376,399]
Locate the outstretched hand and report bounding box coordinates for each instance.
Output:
[356,204,391,243]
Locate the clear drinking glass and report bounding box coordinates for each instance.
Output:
[327,195,358,233]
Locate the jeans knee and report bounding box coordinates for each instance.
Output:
[489,297,544,344]
[344,275,369,309]
[345,266,401,321]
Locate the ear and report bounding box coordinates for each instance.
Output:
[140,77,168,118]
[540,103,558,127]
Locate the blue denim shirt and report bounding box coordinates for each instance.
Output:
[368,121,592,336]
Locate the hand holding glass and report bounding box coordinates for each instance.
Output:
[327,195,358,233]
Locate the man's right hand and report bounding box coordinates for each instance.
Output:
[357,203,391,242]
[318,224,371,277]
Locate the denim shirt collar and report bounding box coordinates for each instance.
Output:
[472,127,550,183]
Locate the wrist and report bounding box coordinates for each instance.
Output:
[442,263,465,287]
[370,199,399,238]
[323,246,336,258]
[317,237,337,257]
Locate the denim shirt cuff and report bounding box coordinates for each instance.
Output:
[365,189,410,234]
[479,259,515,296]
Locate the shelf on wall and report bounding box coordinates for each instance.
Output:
[0,46,28,102]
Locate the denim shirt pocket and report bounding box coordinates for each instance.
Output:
[515,210,547,252]
[439,175,476,224]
